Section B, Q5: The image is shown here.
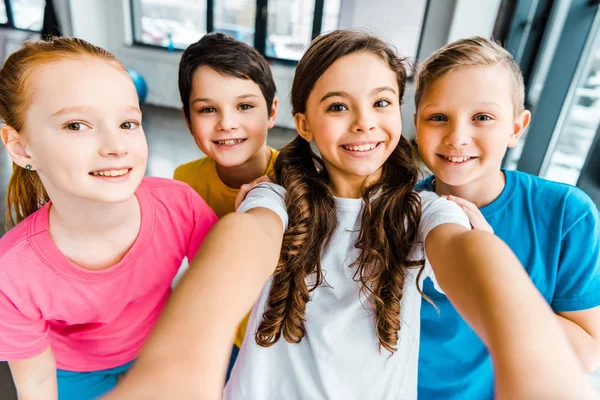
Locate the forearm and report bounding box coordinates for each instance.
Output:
[8,347,58,400]
[106,212,282,399]
[14,376,57,400]
[557,314,600,373]
[427,227,595,399]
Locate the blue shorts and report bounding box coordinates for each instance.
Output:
[56,360,135,400]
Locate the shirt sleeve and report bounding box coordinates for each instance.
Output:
[551,194,600,312]
[237,182,289,231]
[0,282,50,361]
[185,188,219,261]
[417,191,471,293]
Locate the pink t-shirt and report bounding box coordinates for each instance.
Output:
[0,177,217,371]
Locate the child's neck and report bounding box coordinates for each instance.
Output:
[434,170,506,209]
[215,145,271,189]
[48,194,141,270]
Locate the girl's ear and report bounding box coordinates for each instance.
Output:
[294,113,313,142]
[1,126,34,169]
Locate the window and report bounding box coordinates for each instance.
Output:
[11,0,44,30]
[0,2,8,24]
[321,0,340,33]
[0,0,45,31]
[265,0,315,60]
[213,0,256,47]
[131,0,207,50]
[130,0,341,62]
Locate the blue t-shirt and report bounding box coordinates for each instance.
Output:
[416,169,600,400]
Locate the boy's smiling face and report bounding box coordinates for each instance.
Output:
[186,66,277,168]
[415,64,530,193]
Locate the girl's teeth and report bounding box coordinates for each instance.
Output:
[343,143,377,152]
[217,139,245,146]
[92,169,129,177]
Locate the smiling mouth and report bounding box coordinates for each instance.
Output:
[89,168,131,177]
[439,155,476,163]
[341,142,381,152]
[214,139,246,146]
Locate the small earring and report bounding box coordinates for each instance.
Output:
[25,164,32,171]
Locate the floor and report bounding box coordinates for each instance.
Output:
[1,105,600,398]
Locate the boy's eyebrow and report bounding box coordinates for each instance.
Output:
[420,101,504,112]
[192,93,260,104]
[320,86,397,103]
[477,101,503,109]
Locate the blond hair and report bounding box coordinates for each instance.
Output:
[0,37,125,230]
[415,37,525,116]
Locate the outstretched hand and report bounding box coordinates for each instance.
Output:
[445,195,493,233]
[235,175,272,210]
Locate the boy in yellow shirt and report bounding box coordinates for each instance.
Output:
[174,32,279,371]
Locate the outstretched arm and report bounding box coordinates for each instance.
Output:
[105,207,284,400]
[448,194,600,373]
[8,347,57,400]
[426,224,595,400]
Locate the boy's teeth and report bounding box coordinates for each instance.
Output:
[444,156,471,163]
[217,139,245,146]
[343,143,377,152]
[91,169,129,177]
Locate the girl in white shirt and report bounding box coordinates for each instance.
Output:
[107,30,594,400]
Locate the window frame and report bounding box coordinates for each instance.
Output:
[129,0,327,65]
[0,0,44,33]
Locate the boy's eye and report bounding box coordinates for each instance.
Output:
[473,114,492,122]
[238,103,254,111]
[65,122,89,131]
[327,103,348,112]
[199,107,216,113]
[428,115,447,122]
[120,121,139,130]
[374,99,390,108]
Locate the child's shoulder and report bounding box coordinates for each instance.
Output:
[173,156,212,182]
[509,170,596,211]
[139,176,203,199]
[0,209,45,275]
[138,176,214,216]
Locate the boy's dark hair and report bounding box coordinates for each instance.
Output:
[178,32,276,121]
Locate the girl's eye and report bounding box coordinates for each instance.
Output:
[474,114,492,122]
[429,115,446,122]
[239,103,254,111]
[65,122,89,131]
[374,99,390,108]
[120,121,139,130]
[328,103,348,112]
[199,107,216,113]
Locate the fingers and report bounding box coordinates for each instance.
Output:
[234,175,272,210]
[444,195,494,233]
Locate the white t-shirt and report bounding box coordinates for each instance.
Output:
[226,183,470,400]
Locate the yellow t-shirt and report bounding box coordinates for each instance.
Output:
[173,147,279,348]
